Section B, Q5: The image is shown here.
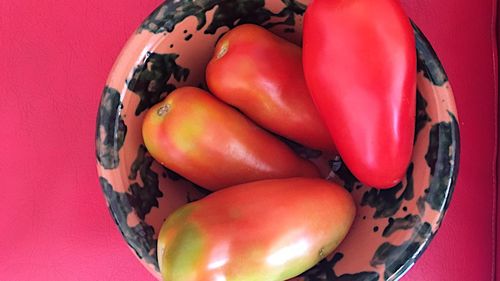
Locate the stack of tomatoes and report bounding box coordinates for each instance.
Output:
[142,1,416,280]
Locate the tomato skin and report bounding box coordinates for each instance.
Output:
[206,24,335,152]
[142,87,319,191]
[303,0,416,188]
[157,178,355,281]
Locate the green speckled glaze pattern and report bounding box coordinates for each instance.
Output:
[95,1,460,280]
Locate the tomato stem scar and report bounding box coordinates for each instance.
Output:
[216,41,229,59]
[157,104,171,116]
[319,248,325,258]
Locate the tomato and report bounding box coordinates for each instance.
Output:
[302,0,416,188]
[142,87,319,191]
[157,178,355,281]
[206,24,335,152]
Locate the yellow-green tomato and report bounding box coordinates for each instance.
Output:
[157,178,356,281]
[142,87,319,191]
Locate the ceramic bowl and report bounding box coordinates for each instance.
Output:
[95,1,460,280]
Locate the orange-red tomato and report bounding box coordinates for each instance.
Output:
[206,24,335,152]
[142,87,319,191]
[158,178,356,281]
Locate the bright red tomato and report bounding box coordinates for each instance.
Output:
[157,178,356,281]
[303,0,417,188]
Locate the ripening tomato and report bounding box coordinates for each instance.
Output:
[303,0,417,188]
[142,87,319,191]
[206,24,335,152]
[157,178,356,281]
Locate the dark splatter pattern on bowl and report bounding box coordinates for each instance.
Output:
[95,1,459,280]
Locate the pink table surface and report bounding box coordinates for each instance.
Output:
[0,0,497,280]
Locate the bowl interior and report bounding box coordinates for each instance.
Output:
[96,1,460,280]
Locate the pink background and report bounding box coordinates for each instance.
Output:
[0,0,497,280]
